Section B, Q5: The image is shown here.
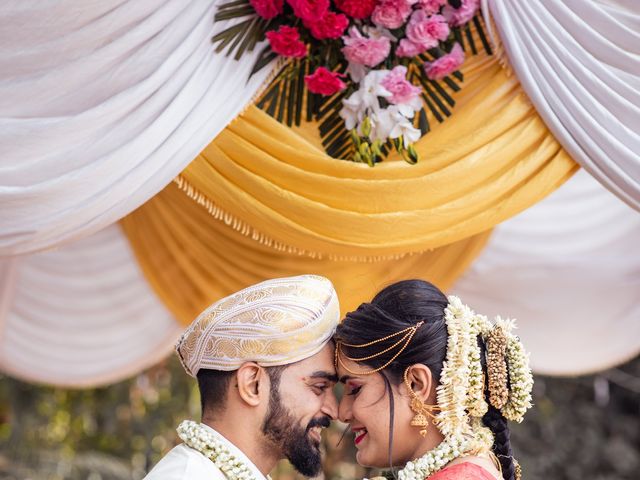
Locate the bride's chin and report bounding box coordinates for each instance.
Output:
[356,450,384,469]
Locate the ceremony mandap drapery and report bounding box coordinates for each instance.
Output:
[173,46,577,259]
[0,0,275,256]
[454,169,640,376]
[121,45,577,326]
[0,225,182,388]
[121,183,491,325]
[487,0,640,210]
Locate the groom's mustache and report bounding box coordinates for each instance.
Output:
[306,415,331,431]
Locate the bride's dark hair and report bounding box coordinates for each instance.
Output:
[335,279,516,480]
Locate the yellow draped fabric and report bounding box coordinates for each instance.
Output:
[122,34,577,325]
[121,183,491,325]
[175,49,577,259]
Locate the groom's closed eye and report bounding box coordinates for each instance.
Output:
[307,370,338,394]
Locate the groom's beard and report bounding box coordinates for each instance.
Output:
[261,386,330,477]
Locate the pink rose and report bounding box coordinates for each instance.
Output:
[372,0,413,29]
[424,42,465,80]
[396,38,426,57]
[417,0,446,15]
[380,66,422,104]
[305,11,349,40]
[442,0,479,26]
[305,67,347,96]
[334,0,377,19]
[249,0,284,19]
[266,26,308,58]
[406,10,450,49]
[286,0,329,22]
[341,26,391,67]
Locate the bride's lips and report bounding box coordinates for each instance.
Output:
[353,427,368,446]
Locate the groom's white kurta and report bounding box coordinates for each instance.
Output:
[144,424,266,480]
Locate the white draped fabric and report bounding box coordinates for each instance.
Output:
[453,170,640,376]
[0,225,182,387]
[0,0,274,256]
[487,0,640,210]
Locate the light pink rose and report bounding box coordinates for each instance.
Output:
[341,26,391,67]
[417,0,446,15]
[396,38,426,57]
[442,0,479,26]
[380,66,422,105]
[424,42,465,80]
[371,0,413,29]
[406,10,449,50]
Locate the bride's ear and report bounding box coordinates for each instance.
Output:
[403,364,434,401]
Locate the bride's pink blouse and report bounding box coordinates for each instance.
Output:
[428,462,497,480]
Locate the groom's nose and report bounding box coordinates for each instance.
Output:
[320,389,338,420]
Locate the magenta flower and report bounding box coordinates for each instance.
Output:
[305,10,349,40]
[266,26,308,58]
[286,0,329,23]
[305,67,347,96]
[249,0,284,19]
[424,42,465,80]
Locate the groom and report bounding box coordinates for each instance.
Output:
[144,275,340,480]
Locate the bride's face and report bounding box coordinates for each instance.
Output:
[337,358,426,468]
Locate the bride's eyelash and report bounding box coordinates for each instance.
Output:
[347,386,362,396]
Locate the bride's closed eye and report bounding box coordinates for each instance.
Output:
[346,385,362,396]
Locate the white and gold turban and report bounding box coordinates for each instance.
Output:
[176,275,340,376]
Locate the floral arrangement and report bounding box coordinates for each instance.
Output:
[177,420,257,480]
[213,0,491,165]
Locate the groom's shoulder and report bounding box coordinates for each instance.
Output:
[143,444,224,480]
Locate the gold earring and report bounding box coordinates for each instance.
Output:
[404,367,440,437]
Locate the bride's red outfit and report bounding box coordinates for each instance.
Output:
[429,463,496,480]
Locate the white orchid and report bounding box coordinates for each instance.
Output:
[390,116,421,147]
[340,69,391,131]
[359,69,392,112]
[368,105,421,147]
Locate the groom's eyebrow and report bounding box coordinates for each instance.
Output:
[309,371,338,383]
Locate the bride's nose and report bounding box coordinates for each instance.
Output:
[338,395,352,423]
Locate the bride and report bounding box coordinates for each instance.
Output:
[334,280,533,480]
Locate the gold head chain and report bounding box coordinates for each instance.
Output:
[335,321,424,375]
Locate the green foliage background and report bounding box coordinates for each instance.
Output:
[1,355,639,480]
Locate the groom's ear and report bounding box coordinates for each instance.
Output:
[236,362,266,407]
[403,364,434,401]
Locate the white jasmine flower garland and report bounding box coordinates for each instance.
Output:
[177,420,258,480]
